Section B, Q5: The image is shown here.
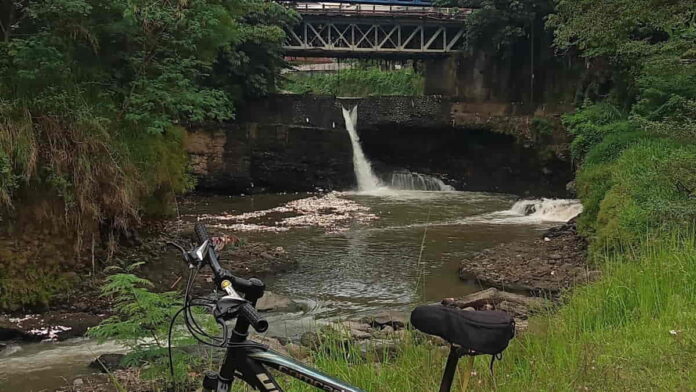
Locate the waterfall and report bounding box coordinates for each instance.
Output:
[342,105,381,192]
[390,171,455,191]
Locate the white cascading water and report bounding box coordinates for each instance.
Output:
[508,198,584,222]
[342,105,381,192]
[390,171,455,191]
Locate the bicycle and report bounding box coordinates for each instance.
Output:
[167,223,515,392]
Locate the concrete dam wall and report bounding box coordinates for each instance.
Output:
[185,95,574,197]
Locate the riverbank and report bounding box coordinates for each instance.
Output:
[0,220,293,344]
[54,288,545,392]
[459,220,593,293]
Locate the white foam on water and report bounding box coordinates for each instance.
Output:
[389,171,455,191]
[461,198,583,224]
[0,338,127,374]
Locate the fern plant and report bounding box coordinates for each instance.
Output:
[88,269,215,386]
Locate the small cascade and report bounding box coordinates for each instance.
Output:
[390,171,455,191]
[342,105,381,192]
[508,199,583,222]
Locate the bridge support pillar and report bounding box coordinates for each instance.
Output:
[424,57,459,96]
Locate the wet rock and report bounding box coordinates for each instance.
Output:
[256,291,302,313]
[496,301,529,319]
[0,312,105,342]
[339,321,372,333]
[324,322,372,341]
[348,329,372,340]
[273,335,290,346]
[252,335,288,355]
[358,339,399,361]
[89,353,126,373]
[300,331,321,349]
[360,311,408,330]
[565,180,576,196]
[73,378,84,387]
[286,343,310,360]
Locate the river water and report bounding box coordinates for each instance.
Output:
[163,190,578,334]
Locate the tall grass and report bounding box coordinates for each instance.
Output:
[282,67,424,97]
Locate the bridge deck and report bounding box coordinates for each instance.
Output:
[291,3,471,21]
[282,0,435,6]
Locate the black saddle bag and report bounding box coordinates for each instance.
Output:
[410,304,515,355]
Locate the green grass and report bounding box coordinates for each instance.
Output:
[282,67,424,97]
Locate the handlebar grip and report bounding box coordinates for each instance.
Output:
[194,223,210,243]
[239,302,268,333]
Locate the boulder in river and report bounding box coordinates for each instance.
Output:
[359,311,408,330]
[255,291,304,313]
[442,287,551,333]
[89,353,126,373]
[0,312,105,342]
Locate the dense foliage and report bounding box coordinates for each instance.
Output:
[0,0,296,223]
[435,0,554,55]
[283,66,424,97]
[0,0,297,309]
[558,0,696,250]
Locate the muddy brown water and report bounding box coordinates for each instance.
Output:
[1,190,567,391]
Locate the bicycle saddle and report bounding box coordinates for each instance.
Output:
[410,304,515,355]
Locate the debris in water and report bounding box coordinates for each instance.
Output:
[27,325,72,341]
[200,192,377,233]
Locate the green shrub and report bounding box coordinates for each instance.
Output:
[582,128,647,167]
[575,163,615,236]
[283,67,424,97]
[578,138,696,253]
[564,103,628,162]
[88,271,211,386]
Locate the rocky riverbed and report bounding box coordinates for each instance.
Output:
[458,220,595,293]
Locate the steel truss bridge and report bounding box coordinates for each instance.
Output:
[282,2,471,58]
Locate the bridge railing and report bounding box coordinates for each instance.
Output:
[284,0,434,6]
[288,2,472,20]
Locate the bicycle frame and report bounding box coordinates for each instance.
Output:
[205,342,366,392]
[204,338,468,392]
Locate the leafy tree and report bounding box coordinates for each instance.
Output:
[0,0,297,309]
[548,0,695,60]
[435,0,555,55]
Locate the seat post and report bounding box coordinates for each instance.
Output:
[438,346,461,392]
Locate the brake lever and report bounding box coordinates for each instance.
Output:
[166,241,195,268]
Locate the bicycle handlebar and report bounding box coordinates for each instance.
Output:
[192,222,267,333]
[194,222,210,243]
[239,302,269,332]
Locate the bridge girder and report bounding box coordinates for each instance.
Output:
[284,17,466,58]
[282,0,434,6]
